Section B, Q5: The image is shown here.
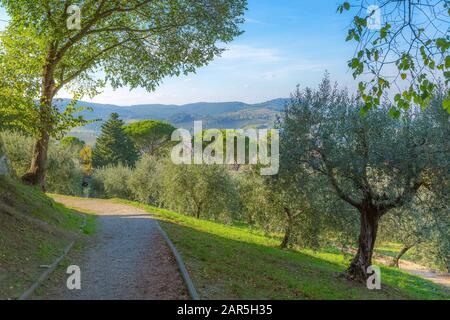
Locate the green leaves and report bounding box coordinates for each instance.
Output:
[1,0,247,133]
[349,58,364,78]
[337,2,351,13]
[380,23,391,40]
[123,120,176,155]
[92,113,139,168]
[341,1,448,116]
[436,38,450,53]
[388,108,401,119]
[443,99,450,112]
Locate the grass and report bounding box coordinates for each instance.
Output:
[0,175,95,299]
[374,242,413,261]
[118,199,449,300]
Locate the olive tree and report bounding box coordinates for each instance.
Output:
[235,169,321,250]
[162,162,239,221]
[280,75,448,281]
[0,0,246,189]
[380,196,444,267]
[128,154,165,206]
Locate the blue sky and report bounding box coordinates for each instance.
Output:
[1,1,357,105]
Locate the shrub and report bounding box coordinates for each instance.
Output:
[0,130,33,176]
[1,131,83,195]
[128,154,164,206]
[162,162,239,221]
[46,145,84,196]
[91,163,133,199]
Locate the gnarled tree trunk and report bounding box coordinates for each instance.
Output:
[21,130,50,190]
[280,207,294,249]
[347,204,380,282]
[391,243,415,267]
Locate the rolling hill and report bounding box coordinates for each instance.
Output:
[54,98,289,144]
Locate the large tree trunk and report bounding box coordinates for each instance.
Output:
[391,245,413,268]
[21,98,52,191]
[21,130,50,190]
[347,204,380,282]
[21,44,57,191]
[280,207,293,249]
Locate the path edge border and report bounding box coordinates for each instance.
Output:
[157,223,200,300]
[18,213,88,300]
[18,241,74,300]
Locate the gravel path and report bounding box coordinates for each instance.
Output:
[49,197,189,300]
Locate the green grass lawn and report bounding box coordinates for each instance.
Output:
[0,176,95,299]
[119,199,449,300]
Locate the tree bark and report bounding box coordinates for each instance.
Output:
[280,207,293,249]
[347,204,380,282]
[391,245,413,268]
[21,44,57,190]
[21,130,50,190]
[195,201,203,219]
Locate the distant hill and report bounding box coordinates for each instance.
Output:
[55,98,289,144]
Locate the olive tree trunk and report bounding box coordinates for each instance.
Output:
[280,207,294,249]
[347,204,380,282]
[391,245,413,268]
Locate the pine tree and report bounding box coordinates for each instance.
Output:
[92,113,138,168]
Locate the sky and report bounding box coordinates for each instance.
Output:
[0,1,357,106]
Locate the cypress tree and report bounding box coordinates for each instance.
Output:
[92,113,138,168]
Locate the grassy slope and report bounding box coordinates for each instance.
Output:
[119,200,449,300]
[0,176,94,299]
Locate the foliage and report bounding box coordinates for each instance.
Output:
[162,162,239,221]
[123,120,175,155]
[279,75,449,280]
[338,1,449,115]
[79,145,93,176]
[92,113,139,168]
[91,163,133,199]
[379,193,449,270]
[128,154,165,206]
[0,131,33,177]
[0,0,247,185]
[235,170,323,249]
[46,145,84,195]
[60,136,85,151]
[0,130,84,195]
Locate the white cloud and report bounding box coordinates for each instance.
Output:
[220,44,281,63]
[245,17,271,25]
[259,62,329,80]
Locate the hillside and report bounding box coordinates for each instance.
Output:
[0,176,94,299]
[54,98,289,144]
[118,200,449,300]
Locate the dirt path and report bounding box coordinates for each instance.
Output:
[374,254,450,288]
[47,197,188,300]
